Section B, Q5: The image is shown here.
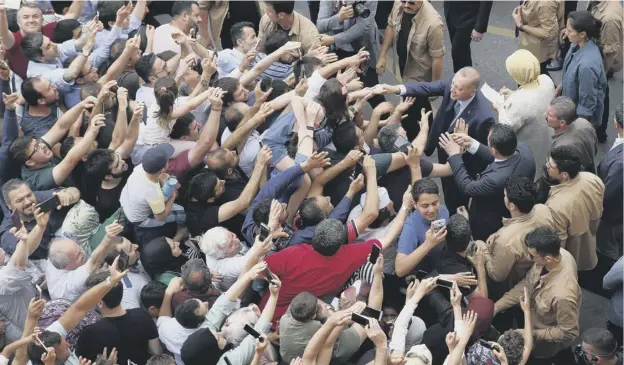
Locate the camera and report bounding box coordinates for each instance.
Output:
[352,1,371,18]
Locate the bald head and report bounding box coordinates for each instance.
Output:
[451,67,480,101]
[206,148,239,178]
[49,238,85,270]
[224,102,249,132]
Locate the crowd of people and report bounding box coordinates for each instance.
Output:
[0,0,622,365]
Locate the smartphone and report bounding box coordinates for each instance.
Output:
[394,135,410,153]
[36,195,60,213]
[351,313,369,327]
[224,358,233,365]
[478,339,493,349]
[117,252,130,272]
[260,77,273,93]
[264,265,275,285]
[466,241,477,256]
[11,210,22,230]
[416,270,429,281]
[436,278,454,289]
[369,244,380,264]
[35,284,42,300]
[361,307,381,320]
[431,219,446,233]
[243,324,264,342]
[259,223,271,242]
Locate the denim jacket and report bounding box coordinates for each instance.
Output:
[561,40,607,127]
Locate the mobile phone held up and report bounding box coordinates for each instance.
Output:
[259,223,271,242]
[351,313,369,327]
[243,324,264,342]
[11,210,22,230]
[436,278,454,289]
[369,244,380,264]
[431,219,446,233]
[264,265,276,285]
[36,195,60,213]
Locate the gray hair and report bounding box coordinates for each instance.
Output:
[1,179,28,206]
[221,306,260,345]
[613,102,623,128]
[549,96,577,125]
[48,239,73,269]
[377,122,402,153]
[311,219,347,256]
[457,67,481,89]
[21,32,44,61]
[18,2,42,16]
[200,227,232,259]
[146,355,176,365]
[181,258,212,294]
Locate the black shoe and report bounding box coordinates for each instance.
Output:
[546,58,563,71]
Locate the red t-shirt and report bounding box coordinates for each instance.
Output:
[259,238,380,322]
[7,22,57,80]
[167,149,192,179]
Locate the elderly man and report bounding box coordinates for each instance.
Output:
[45,220,123,301]
[375,67,495,214]
[170,259,221,311]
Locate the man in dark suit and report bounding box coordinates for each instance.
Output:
[439,123,536,240]
[374,67,495,214]
[443,1,493,72]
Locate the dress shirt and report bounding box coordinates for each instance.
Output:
[27,40,78,92]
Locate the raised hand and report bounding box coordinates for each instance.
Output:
[404,147,421,167]
[424,226,447,246]
[450,282,462,307]
[401,184,414,210]
[337,68,357,85]
[445,331,459,352]
[319,52,338,65]
[34,207,51,228]
[343,149,364,168]
[208,87,226,109]
[108,255,129,284]
[372,84,399,95]
[252,233,273,257]
[361,155,376,177]
[410,277,437,304]
[396,97,415,115]
[438,132,462,156]
[253,82,273,105]
[458,310,478,340]
[145,24,155,40]
[373,101,395,116]
[2,92,20,111]
[132,102,144,122]
[348,174,365,194]
[104,220,123,238]
[301,151,331,171]
[246,261,268,281]
[255,145,273,167]
[268,274,282,296]
[365,318,387,346]
[202,53,218,76]
[27,298,46,319]
[520,286,530,313]
[166,277,185,295]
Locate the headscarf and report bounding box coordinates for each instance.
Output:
[181,328,226,365]
[60,201,100,256]
[141,237,188,278]
[37,299,101,348]
[505,49,541,89]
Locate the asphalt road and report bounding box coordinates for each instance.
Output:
[292,0,622,338]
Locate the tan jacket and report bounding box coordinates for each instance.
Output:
[198,0,229,49]
[546,172,605,271]
[258,11,321,54]
[518,0,561,62]
[387,0,445,82]
[497,249,581,358]
[484,204,555,286]
[590,0,623,72]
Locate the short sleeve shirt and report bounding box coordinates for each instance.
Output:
[46,321,80,365]
[20,108,58,138]
[45,260,91,301]
[119,165,165,223]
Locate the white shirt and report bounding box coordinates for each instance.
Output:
[152,24,181,55]
[120,262,151,310]
[45,260,90,301]
[136,84,156,110]
[27,39,78,92]
[303,70,327,100]
[220,127,262,178]
[203,249,252,291]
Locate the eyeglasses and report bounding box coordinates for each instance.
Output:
[27,139,47,161]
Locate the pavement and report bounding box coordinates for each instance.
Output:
[290,0,622,338]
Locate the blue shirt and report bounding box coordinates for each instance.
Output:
[397,205,449,273]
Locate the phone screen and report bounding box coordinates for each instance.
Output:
[243,324,263,341]
[361,307,381,320]
[35,284,42,300]
[436,278,454,289]
[36,195,60,213]
[259,223,271,242]
[369,244,380,264]
[351,313,369,327]
[264,266,275,284]
[11,210,22,230]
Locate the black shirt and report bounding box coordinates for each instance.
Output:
[75,308,158,365]
[185,200,245,239]
[219,167,248,205]
[397,12,416,73]
[378,163,433,210]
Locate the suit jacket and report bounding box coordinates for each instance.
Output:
[403,75,495,177]
[447,143,536,240]
[443,1,493,33]
[597,143,623,226]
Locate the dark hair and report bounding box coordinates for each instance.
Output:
[189,171,219,202]
[2,178,28,205]
[504,177,536,214]
[80,82,102,101]
[21,32,44,61]
[369,206,395,229]
[170,113,196,139]
[135,54,158,83]
[206,148,233,179]
[265,79,289,101]
[377,123,402,153]
[568,10,603,43]
[230,21,254,47]
[53,19,81,43]
[141,281,167,311]
[215,77,240,106]
[488,123,517,156]
[525,226,560,257]
[97,1,125,30]
[86,270,123,308]
[445,215,471,253]
[21,77,43,106]
[298,197,327,228]
[175,299,204,329]
[224,104,246,132]
[252,197,272,226]
[614,102,623,129]
[146,355,176,365]
[110,39,127,60]
[412,178,439,201]
[27,331,62,365]
[290,292,318,322]
[581,328,618,357]
[50,1,72,15]
[311,219,347,256]
[59,136,75,159]
[266,1,295,14]
[264,29,289,55]
[498,330,525,365]
[154,77,178,125]
[550,145,582,179]
[182,259,212,294]
[9,136,35,166]
[332,122,359,154]
[293,56,322,84]
[549,96,577,125]
[318,79,348,130]
[172,1,197,17]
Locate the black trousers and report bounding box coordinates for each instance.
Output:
[540,60,552,79]
[597,83,610,141]
[447,23,474,72]
[402,96,432,141]
[608,321,623,348]
[334,49,386,109]
[439,150,469,215]
[308,1,320,24]
[527,348,576,365]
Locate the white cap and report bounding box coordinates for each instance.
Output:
[360,187,391,209]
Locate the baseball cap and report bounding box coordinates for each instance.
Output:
[360,187,391,209]
[141,144,174,174]
[117,71,141,100]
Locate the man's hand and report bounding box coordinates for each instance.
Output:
[346,77,363,91]
[42,348,57,365]
[404,147,421,168]
[101,347,118,365]
[251,103,276,126]
[238,48,256,72]
[472,244,485,268]
[279,41,302,54]
[361,155,376,177]
[268,274,282,297]
[145,24,155,40]
[202,54,218,78]
[104,220,123,239]
[401,184,413,210]
[365,318,387,347]
[125,34,141,54]
[131,102,144,122]
[424,226,447,247]
[10,224,28,241]
[419,108,432,130]
[177,54,197,78]
[165,277,185,295]
[108,255,129,284]
[343,149,364,168]
[512,6,522,27]
[34,207,51,229]
[254,335,269,354]
[267,199,286,233]
[376,57,386,76]
[88,113,106,134]
[54,190,76,209]
[294,77,308,96]
[252,233,273,258]
[246,261,268,281]
[456,206,469,219]
[319,35,334,47]
[253,82,273,106]
[301,151,331,172]
[372,254,383,277]
[410,277,437,304]
[327,310,352,328]
[2,92,20,111]
[171,28,189,45]
[337,68,357,85]
[445,331,459,352]
[491,342,509,365]
[115,3,133,26]
[348,174,365,194]
[373,101,395,117]
[444,272,478,288]
[255,145,273,168]
[471,29,484,42]
[439,132,462,156]
[27,298,46,319]
[450,282,462,307]
[520,287,530,313]
[117,87,128,108]
[373,84,400,95]
[306,45,328,58]
[458,310,478,341]
[208,87,226,110]
[396,97,415,115]
[338,5,354,22]
[346,48,369,69]
[319,52,338,65]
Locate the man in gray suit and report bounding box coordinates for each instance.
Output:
[316,0,384,107]
[439,123,536,240]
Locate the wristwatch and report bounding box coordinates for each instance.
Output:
[201,79,209,87]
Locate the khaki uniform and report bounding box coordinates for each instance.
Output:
[198,0,229,49]
[497,249,581,358]
[258,11,321,54]
[483,204,555,287]
[546,172,605,271]
[590,1,623,72]
[518,0,561,62]
[387,0,445,82]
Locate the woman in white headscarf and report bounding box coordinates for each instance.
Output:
[494,49,555,179]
